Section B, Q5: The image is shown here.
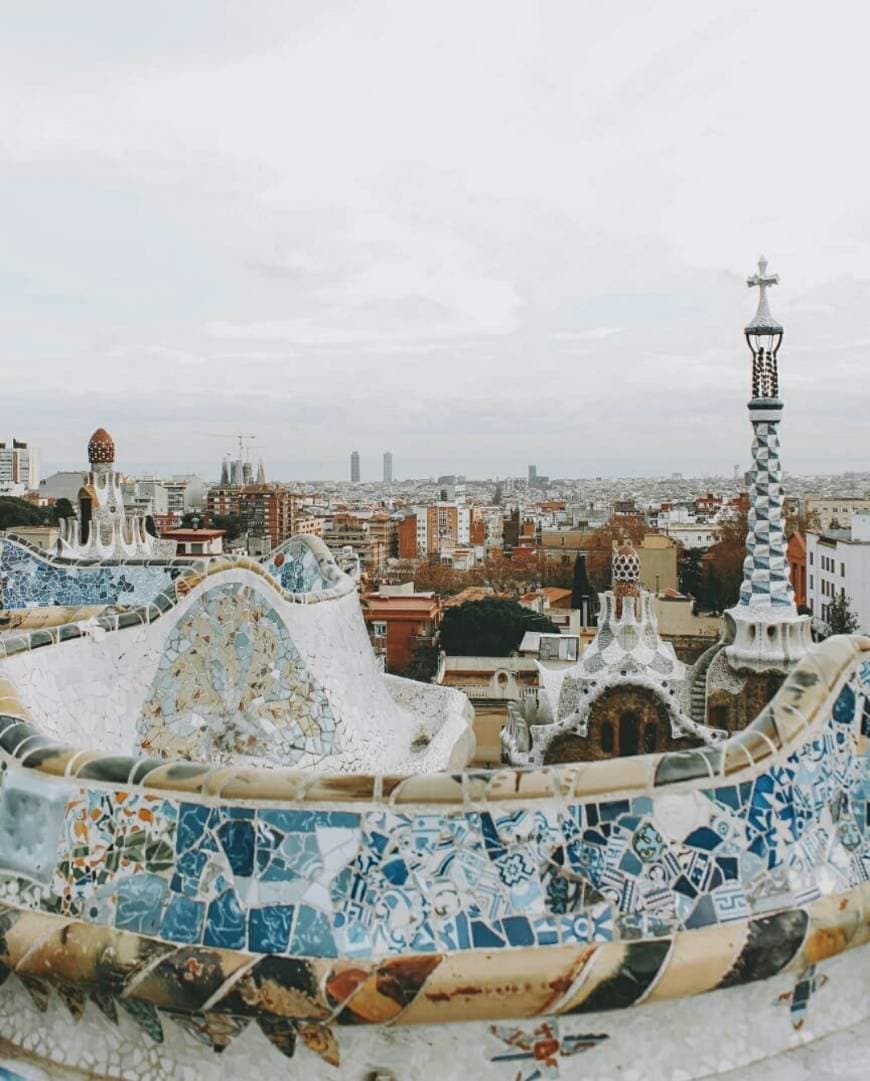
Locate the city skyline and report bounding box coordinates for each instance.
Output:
[3,3,870,477]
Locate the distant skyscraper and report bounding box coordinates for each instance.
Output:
[220,458,230,485]
[256,459,266,485]
[351,450,360,483]
[383,451,393,484]
[0,439,39,493]
[528,465,537,485]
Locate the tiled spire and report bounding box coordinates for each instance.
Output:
[737,257,792,609]
[738,414,794,608]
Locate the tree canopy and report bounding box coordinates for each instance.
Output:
[677,545,705,597]
[0,496,74,531]
[440,597,558,657]
[824,591,860,636]
[570,554,593,611]
[697,510,748,613]
[403,643,441,682]
[185,511,243,541]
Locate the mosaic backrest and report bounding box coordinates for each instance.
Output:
[0,636,865,962]
[262,535,344,594]
[0,533,345,614]
[0,535,196,611]
[0,547,471,775]
[0,637,866,1063]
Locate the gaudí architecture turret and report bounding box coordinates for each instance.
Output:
[723,257,813,672]
[684,258,816,734]
[56,428,176,560]
[503,539,722,765]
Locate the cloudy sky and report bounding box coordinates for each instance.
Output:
[3,1,869,481]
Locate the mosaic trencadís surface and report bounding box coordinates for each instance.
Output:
[0,533,340,613]
[0,539,472,779]
[138,581,340,767]
[0,631,866,1073]
[0,536,191,611]
[0,645,865,958]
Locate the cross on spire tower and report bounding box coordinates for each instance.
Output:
[745,255,784,399]
[724,255,812,673]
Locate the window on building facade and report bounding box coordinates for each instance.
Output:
[643,722,657,754]
[600,721,614,754]
[372,621,387,638]
[618,711,639,757]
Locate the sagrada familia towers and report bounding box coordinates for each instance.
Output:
[505,256,814,765]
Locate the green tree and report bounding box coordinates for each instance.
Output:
[824,591,860,636]
[698,510,747,613]
[440,597,558,657]
[677,545,705,597]
[184,511,243,542]
[0,496,49,531]
[570,554,593,610]
[404,643,441,682]
[53,497,76,521]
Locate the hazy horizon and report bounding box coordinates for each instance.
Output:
[4,2,870,478]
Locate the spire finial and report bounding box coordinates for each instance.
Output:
[746,254,782,332]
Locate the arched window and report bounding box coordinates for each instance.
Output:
[643,722,657,754]
[618,711,639,757]
[601,720,614,754]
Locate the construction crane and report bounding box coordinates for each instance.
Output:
[207,433,257,460]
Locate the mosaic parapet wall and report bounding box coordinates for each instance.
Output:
[262,535,345,594]
[0,535,196,613]
[0,636,866,1073]
[0,532,344,615]
[0,542,473,775]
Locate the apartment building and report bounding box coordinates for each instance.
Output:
[806,515,870,633]
[0,440,39,494]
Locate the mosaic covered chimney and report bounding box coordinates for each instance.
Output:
[724,257,813,672]
[612,538,640,619]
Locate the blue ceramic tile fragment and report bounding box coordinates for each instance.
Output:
[203,888,246,949]
[217,819,255,877]
[116,873,168,934]
[176,803,210,853]
[248,905,294,954]
[290,905,336,957]
[160,894,205,945]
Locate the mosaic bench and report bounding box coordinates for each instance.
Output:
[0,613,866,1078]
[0,536,473,776]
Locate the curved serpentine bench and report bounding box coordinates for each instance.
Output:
[0,535,473,776]
[0,623,866,1078]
